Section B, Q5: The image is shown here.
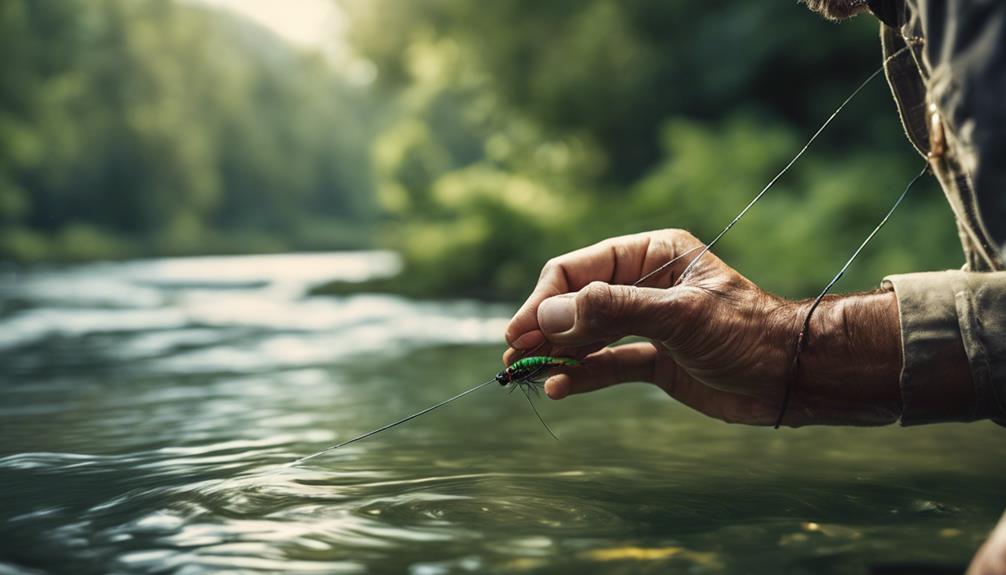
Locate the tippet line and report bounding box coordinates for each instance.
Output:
[289,378,497,466]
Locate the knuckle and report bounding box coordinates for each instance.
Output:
[657,228,701,252]
[581,280,613,306]
[596,347,622,385]
[540,256,574,287]
[679,229,700,244]
[658,227,692,241]
[602,233,636,247]
[648,233,675,259]
[647,229,704,257]
[612,239,637,265]
[674,229,702,251]
[595,237,616,250]
[539,258,558,278]
[504,324,522,344]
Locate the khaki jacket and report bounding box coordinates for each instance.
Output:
[869,0,1006,424]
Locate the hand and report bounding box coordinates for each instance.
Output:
[503,229,904,426]
[969,511,1006,575]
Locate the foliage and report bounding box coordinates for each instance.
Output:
[0,0,377,262]
[337,0,963,300]
[2,0,965,301]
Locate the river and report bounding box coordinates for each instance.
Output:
[0,252,1002,574]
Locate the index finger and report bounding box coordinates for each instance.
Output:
[503,230,697,350]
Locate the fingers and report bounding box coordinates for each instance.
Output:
[659,377,778,426]
[504,230,702,351]
[542,341,780,426]
[544,343,659,399]
[538,282,704,348]
[502,340,609,368]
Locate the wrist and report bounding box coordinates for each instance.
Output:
[787,290,904,425]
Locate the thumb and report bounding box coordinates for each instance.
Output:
[537,281,697,347]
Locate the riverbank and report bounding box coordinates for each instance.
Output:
[0,220,375,265]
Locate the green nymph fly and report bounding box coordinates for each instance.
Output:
[496,356,581,386]
[289,356,578,466]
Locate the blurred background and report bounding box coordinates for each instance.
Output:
[0,0,964,299]
[3,2,1001,575]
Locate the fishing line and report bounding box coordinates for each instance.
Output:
[519,44,913,351]
[673,45,910,286]
[503,53,907,439]
[633,245,705,287]
[292,47,919,466]
[774,162,929,427]
[289,378,497,466]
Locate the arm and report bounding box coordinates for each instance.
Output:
[504,229,924,426]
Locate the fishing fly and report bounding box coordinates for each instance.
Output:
[289,356,578,466]
[496,356,581,441]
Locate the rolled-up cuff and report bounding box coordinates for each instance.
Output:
[883,271,980,425]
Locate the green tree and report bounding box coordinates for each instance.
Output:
[0,0,380,262]
[334,0,962,300]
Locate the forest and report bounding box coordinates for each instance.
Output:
[1,0,964,299]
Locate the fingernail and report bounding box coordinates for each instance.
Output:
[539,296,575,334]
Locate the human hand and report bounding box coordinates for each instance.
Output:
[503,229,903,426]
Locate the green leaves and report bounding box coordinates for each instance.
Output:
[0,0,378,261]
[345,0,962,300]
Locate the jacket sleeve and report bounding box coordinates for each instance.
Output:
[883,271,1006,425]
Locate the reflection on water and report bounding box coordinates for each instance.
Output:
[0,252,1003,574]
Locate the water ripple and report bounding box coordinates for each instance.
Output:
[2,254,1003,574]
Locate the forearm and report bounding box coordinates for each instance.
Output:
[788,289,968,425]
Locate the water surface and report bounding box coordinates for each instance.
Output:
[0,253,1003,574]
